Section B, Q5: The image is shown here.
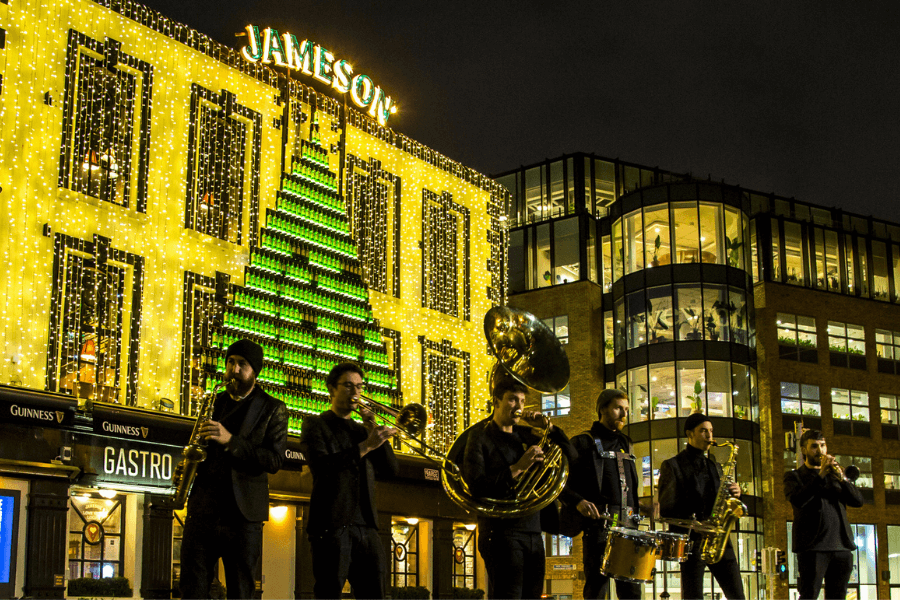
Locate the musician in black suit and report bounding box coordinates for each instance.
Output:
[300,362,399,599]
[180,339,289,600]
[657,413,745,600]
[560,388,642,600]
[462,368,574,600]
[784,429,864,600]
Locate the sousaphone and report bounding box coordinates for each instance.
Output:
[440,306,571,518]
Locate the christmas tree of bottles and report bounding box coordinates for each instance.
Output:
[207,112,401,436]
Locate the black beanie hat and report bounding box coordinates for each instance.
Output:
[226,339,264,374]
[684,412,710,434]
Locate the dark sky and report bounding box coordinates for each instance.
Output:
[138,0,900,221]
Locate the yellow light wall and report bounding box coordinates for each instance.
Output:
[0,0,504,423]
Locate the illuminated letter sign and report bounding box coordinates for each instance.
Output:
[241,24,397,126]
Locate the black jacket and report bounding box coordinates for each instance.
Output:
[559,423,639,518]
[784,464,864,552]
[462,419,574,532]
[658,446,724,524]
[300,410,399,534]
[190,386,289,522]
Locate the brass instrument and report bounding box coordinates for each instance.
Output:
[168,382,226,510]
[698,441,747,564]
[441,305,570,517]
[354,306,571,518]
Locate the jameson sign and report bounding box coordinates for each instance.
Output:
[240,25,397,126]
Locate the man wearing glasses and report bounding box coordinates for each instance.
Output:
[300,362,399,599]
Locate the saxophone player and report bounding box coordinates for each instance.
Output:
[658,413,746,600]
[180,340,289,600]
[784,430,863,600]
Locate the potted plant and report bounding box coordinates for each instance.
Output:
[686,380,704,413]
[649,234,662,267]
[725,235,743,268]
[680,307,703,340]
[704,314,719,341]
[646,299,671,342]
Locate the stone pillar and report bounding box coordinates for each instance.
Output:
[378,512,394,595]
[431,519,455,600]
[295,505,315,599]
[140,496,174,599]
[24,479,69,599]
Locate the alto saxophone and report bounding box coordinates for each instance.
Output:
[699,441,747,563]
[169,382,226,510]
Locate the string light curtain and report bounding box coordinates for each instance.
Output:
[46,233,144,407]
[185,85,262,246]
[422,190,470,319]
[58,30,152,211]
[420,337,470,455]
[346,155,400,297]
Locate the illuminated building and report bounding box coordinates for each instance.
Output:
[0,0,502,597]
[496,153,897,599]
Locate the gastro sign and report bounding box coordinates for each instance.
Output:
[97,441,178,487]
[240,25,397,126]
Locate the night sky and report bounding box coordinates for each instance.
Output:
[136,0,900,221]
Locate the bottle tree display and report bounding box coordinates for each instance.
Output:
[204,112,400,435]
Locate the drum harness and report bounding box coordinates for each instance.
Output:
[591,433,638,527]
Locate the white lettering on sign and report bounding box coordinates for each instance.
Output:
[285,448,305,461]
[424,468,440,481]
[103,447,173,481]
[10,404,54,421]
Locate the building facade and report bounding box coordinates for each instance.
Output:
[497,153,899,599]
[0,0,505,597]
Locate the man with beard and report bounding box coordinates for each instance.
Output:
[180,339,289,600]
[658,414,745,600]
[300,362,399,599]
[560,388,642,600]
[784,429,864,600]
[463,368,574,600]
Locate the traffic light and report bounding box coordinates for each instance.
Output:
[776,549,788,580]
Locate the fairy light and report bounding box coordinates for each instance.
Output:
[1,0,508,456]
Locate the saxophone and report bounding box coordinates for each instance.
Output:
[168,382,226,510]
[699,441,747,563]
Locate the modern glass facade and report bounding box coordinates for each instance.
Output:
[502,152,900,599]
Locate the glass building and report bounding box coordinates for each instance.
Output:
[499,152,895,600]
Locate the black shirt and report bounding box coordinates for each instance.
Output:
[325,415,375,528]
[684,444,718,520]
[188,388,257,521]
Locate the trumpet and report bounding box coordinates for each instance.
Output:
[823,455,860,482]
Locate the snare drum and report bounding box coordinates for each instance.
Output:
[599,527,660,583]
[656,531,690,562]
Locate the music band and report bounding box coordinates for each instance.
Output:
[174,308,865,600]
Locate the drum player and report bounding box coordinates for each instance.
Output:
[658,413,746,600]
[560,388,644,600]
[462,367,575,600]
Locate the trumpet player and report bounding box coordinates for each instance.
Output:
[658,414,745,600]
[784,430,863,600]
[462,367,574,599]
[180,340,289,600]
[299,362,399,599]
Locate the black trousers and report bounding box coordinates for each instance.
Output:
[179,515,262,600]
[680,538,745,600]
[478,530,545,599]
[796,550,854,600]
[309,524,388,600]
[582,526,642,600]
